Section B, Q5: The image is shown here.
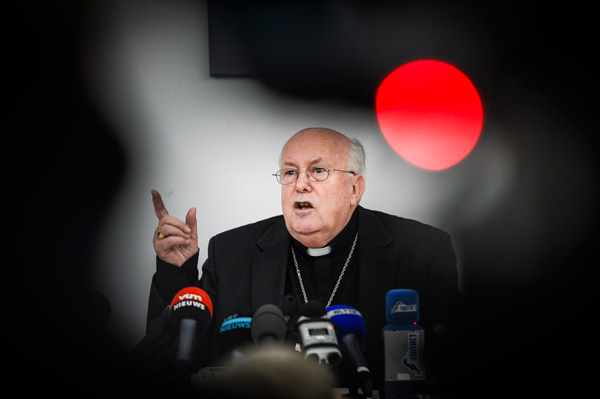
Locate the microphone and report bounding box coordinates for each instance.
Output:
[251,304,287,346]
[327,305,372,398]
[218,311,253,362]
[169,287,213,373]
[130,305,173,364]
[383,289,425,399]
[281,295,301,345]
[296,301,342,366]
[282,295,297,325]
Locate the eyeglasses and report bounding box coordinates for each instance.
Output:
[273,165,355,185]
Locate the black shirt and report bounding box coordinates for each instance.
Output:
[284,210,361,316]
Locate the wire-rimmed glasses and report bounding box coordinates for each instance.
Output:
[272,165,355,185]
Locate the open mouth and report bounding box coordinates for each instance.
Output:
[295,201,313,210]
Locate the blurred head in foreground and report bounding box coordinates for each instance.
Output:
[211,345,337,399]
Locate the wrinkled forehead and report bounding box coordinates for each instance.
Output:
[280,132,349,168]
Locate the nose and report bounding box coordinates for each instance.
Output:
[294,170,313,192]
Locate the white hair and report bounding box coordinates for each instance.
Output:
[347,138,366,175]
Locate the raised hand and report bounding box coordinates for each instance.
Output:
[151,189,198,267]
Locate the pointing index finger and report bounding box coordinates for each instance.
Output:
[151,189,169,219]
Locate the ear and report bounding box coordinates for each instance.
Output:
[350,175,366,206]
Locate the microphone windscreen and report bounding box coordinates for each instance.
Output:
[386,289,419,324]
[82,290,111,330]
[169,287,213,334]
[147,306,172,342]
[326,305,366,343]
[299,300,327,318]
[219,312,253,353]
[251,304,287,343]
[282,295,297,321]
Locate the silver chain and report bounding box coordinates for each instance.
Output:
[291,232,358,308]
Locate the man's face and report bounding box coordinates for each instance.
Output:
[280,130,364,248]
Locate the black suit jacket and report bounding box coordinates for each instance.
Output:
[147,206,461,388]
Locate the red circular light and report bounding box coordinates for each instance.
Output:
[376,60,484,171]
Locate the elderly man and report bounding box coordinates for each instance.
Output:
[146,127,461,391]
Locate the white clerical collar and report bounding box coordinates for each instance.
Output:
[306,246,332,257]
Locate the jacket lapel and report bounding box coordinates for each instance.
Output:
[251,218,290,310]
[357,207,398,327]
[248,207,402,315]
